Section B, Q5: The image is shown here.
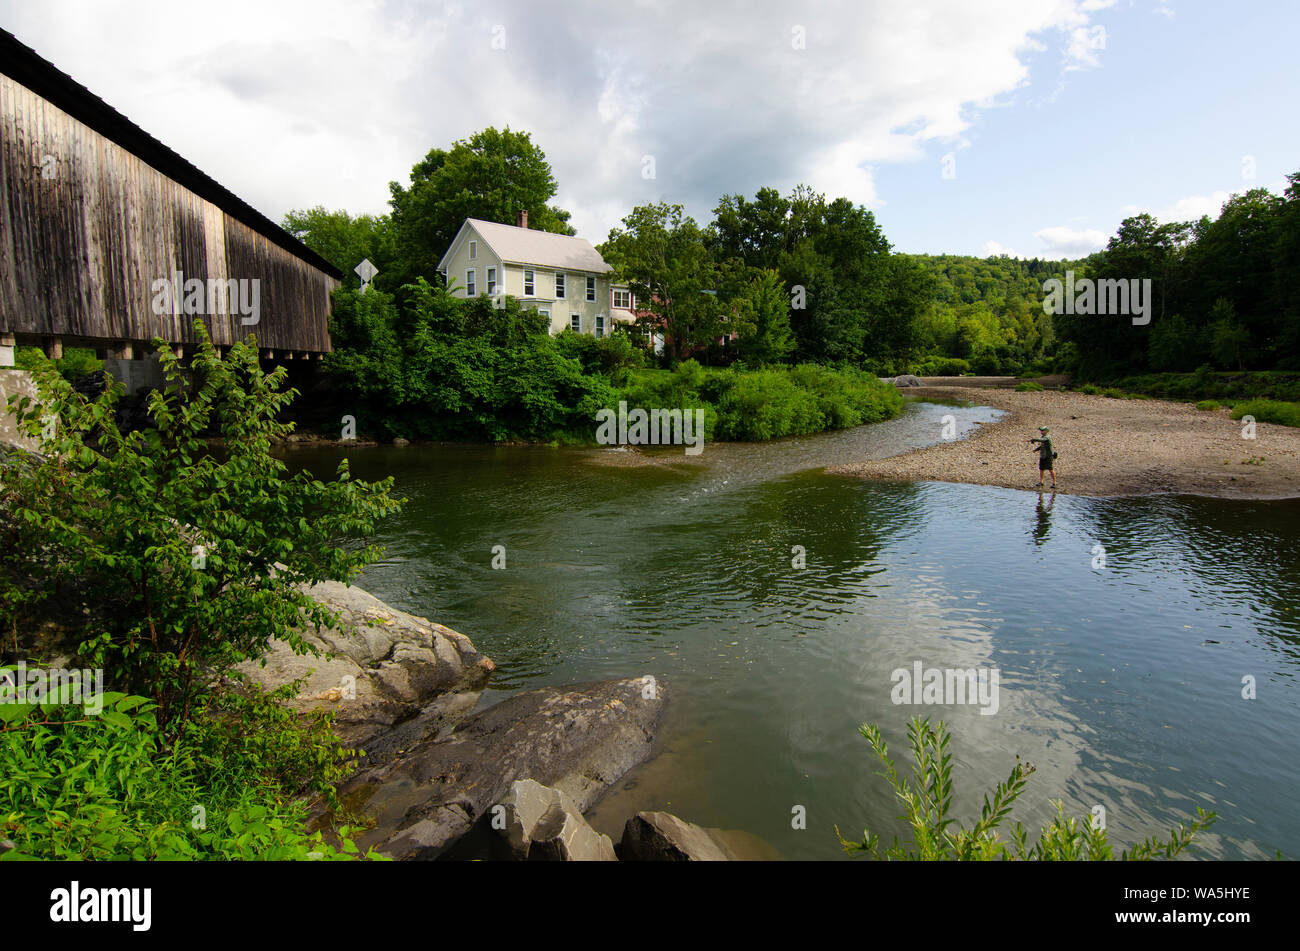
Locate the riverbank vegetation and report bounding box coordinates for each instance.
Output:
[286,125,1300,439]
[838,718,1217,860]
[0,327,398,859]
[321,271,900,443]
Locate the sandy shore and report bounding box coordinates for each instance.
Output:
[831,386,1300,499]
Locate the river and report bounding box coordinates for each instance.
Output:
[284,399,1300,860]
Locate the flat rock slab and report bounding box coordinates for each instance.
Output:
[234,579,495,749]
[341,675,665,860]
[619,811,744,861]
[445,778,617,861]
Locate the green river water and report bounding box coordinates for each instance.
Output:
[285,400,1300,860]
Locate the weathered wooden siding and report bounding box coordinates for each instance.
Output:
[0,73,336,352]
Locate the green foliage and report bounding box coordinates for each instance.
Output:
[608,362,901,442]
[552,327,646,385]
[1207,298,1251,370]
[1099,368,1300,403]
[908,254,1066,374]
[1014,381,1044,392]
[1,324,402,730]
[1196,400,1221,411]
[837,718,1217,861]
[325,282,616,441]
[13,346,102,383]
[712,369,825,441]
[727,268,795,366]
[388,127,573,287]
[1230,398,1300,428]
[0,687,379,860]
[1057,173,1300,376]
[707,185,920,367]
[282,207,395,293]
[914,356,971,376]
[601,202,726,364]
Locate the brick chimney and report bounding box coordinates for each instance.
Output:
[516,209,528,229]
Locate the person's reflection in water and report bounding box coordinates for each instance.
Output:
[1033,490,1056,546]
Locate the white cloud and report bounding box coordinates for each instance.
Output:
[1034,225,1109,257]
[1119,177,1291,224]
[982,240,1020,258]
[1064,24,1108,71]
[2,0,1123,243]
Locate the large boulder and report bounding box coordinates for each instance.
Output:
[339,675,665,860]
[446,779,616,861]
[892,374,924,387]
[234,579,495,748]
[619,811,739,861]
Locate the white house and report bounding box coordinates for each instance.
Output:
[436,212,636,338]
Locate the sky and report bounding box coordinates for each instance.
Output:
[4,0,1297,260]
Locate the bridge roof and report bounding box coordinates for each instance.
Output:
[0,29,343,281]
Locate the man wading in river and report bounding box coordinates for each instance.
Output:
[1030,426,1058,489]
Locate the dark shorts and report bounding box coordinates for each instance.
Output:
[1039,459,1054,471]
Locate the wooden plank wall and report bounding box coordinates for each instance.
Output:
[0,74,336,352]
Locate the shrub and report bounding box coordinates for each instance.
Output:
[1196,400,1221,411]
[1077,384,1102,395]
[1101,387,1127,399]
[1230,399,1300,428]
[916,356,971,376]
[1014,381,1044,392]
[837,718,1217,860]
[714,369,824,441]
[0,688,378,860]
[2,323,402,731]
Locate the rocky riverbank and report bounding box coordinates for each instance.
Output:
[831,385,1300,499]
[246,581,741,860]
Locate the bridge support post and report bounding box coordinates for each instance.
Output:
[0,332,13,367]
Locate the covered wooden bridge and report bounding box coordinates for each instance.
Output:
[0,30,342,385]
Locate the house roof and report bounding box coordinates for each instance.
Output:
[0,29,343,280]
[439,218,613,274]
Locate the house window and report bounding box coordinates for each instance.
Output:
[613,289,632,309]
[555,273,566,298]
[570,313,581,332]
[469,240,477,260]
[595,315,605,338]
[524,269,535,295]
[539,308,550,330]
[465,269,476,296]
[586,276,596,302]
[487,267,497,295]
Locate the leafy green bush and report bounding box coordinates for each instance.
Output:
[13,346,103,383]
[0,688,378,861]
[1101,387,1128,399]
[915,356,971,376]
[837,718,1217,860]
[1230,398,1300,428]
[1196,400,1221,411]
[2,325,402,729]
[714,369,825,440]
[1014,381,1044,392]
[325,283,617,441]
[1077,383,1101,395]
